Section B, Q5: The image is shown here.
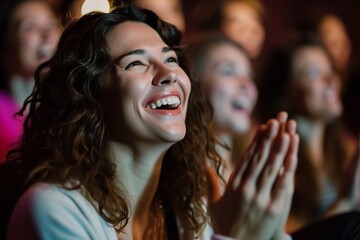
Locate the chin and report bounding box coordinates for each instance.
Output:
[157,125,187,143]
[320,111,342,124]
[231,120,251,134]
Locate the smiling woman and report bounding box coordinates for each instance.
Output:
[0,0,61,163]
[101,21,190,144]
[185,32,258,181]
[6,4,298,240]
[257,34,357,233]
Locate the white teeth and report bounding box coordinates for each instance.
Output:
[156,100,162,107]
[168,96,178,105]
[232,99,250,110]
[146,96,180,109]
[37,46,53,58]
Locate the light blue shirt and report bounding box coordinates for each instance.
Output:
[6,182,117,240]
[6,182,238,240]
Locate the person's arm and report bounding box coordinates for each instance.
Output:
[205,112,298,240]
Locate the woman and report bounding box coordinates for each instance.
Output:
[191,0,265,60]
[185,32,298,240]
[317,14,352,82]
[6,5,297,239]
[185,33,258,181]
[257,34,357,232]
[0,0,61,163]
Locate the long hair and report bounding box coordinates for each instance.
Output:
[258,34,345,221]
[184,32,252,170]
[12,5,219,234]
[0,0,60,91]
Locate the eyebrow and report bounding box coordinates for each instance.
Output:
[14,17,35,29]
[115,47,175,62]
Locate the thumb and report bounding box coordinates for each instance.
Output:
[204,166,222,205]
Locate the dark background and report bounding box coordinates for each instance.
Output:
[183,0,360,66]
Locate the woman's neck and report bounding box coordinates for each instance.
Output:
[8,75,34,106]
[108,140,168,239]
[295,115,326,170]
[215,132,234,181]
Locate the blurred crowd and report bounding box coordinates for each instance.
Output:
[0,0,359,239]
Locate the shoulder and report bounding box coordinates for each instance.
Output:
[7,182,117,240]
[22,182,91,215]
[0,91,19,113]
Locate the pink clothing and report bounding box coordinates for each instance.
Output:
[0,91,23,163]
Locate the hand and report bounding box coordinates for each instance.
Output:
[205,112,299,240]
[272,113,299,240]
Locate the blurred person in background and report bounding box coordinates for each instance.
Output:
[257,34,359,233]
[295,12,353,88]
[185,32,260,181]
[317,14,352,84]
[0,0,62,163]
[191,0,265,60]
[185,32,300,240]
[110,0,185,32]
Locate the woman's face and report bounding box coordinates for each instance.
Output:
[102,21,191,144]
[291,46,343,122]
[221,2,264,58]
[318,15,351,72]
[201,43,257,134]
[6,1,61,78]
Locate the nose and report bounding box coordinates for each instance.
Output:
[152,64,177,86]
[238,77,254,90]
[41,26,59,43]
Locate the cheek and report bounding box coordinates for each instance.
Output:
[248,83,258,105]
[210,75,235,94]
[304,82,324,100]
[181,74,192,102]
[299,87,323,114]
[208,83,230,106]
[121,73,149,96]
[17,31,40,53]
[16,35,39,66]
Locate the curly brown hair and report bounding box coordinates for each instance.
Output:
[11,4,221,235]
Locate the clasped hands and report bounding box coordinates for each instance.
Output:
[206,112,299,240]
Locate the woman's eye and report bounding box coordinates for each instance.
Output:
[125,61,145,69]
[216,62,238,77]
[222,69,233,76]
[219,67,235,76]
[19,22,38,32]
[304,68,322,80]
[165,57,178,64]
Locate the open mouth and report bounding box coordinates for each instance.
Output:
[232,100,247,111]
[145,96,181,110]
[37,46,53,60]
